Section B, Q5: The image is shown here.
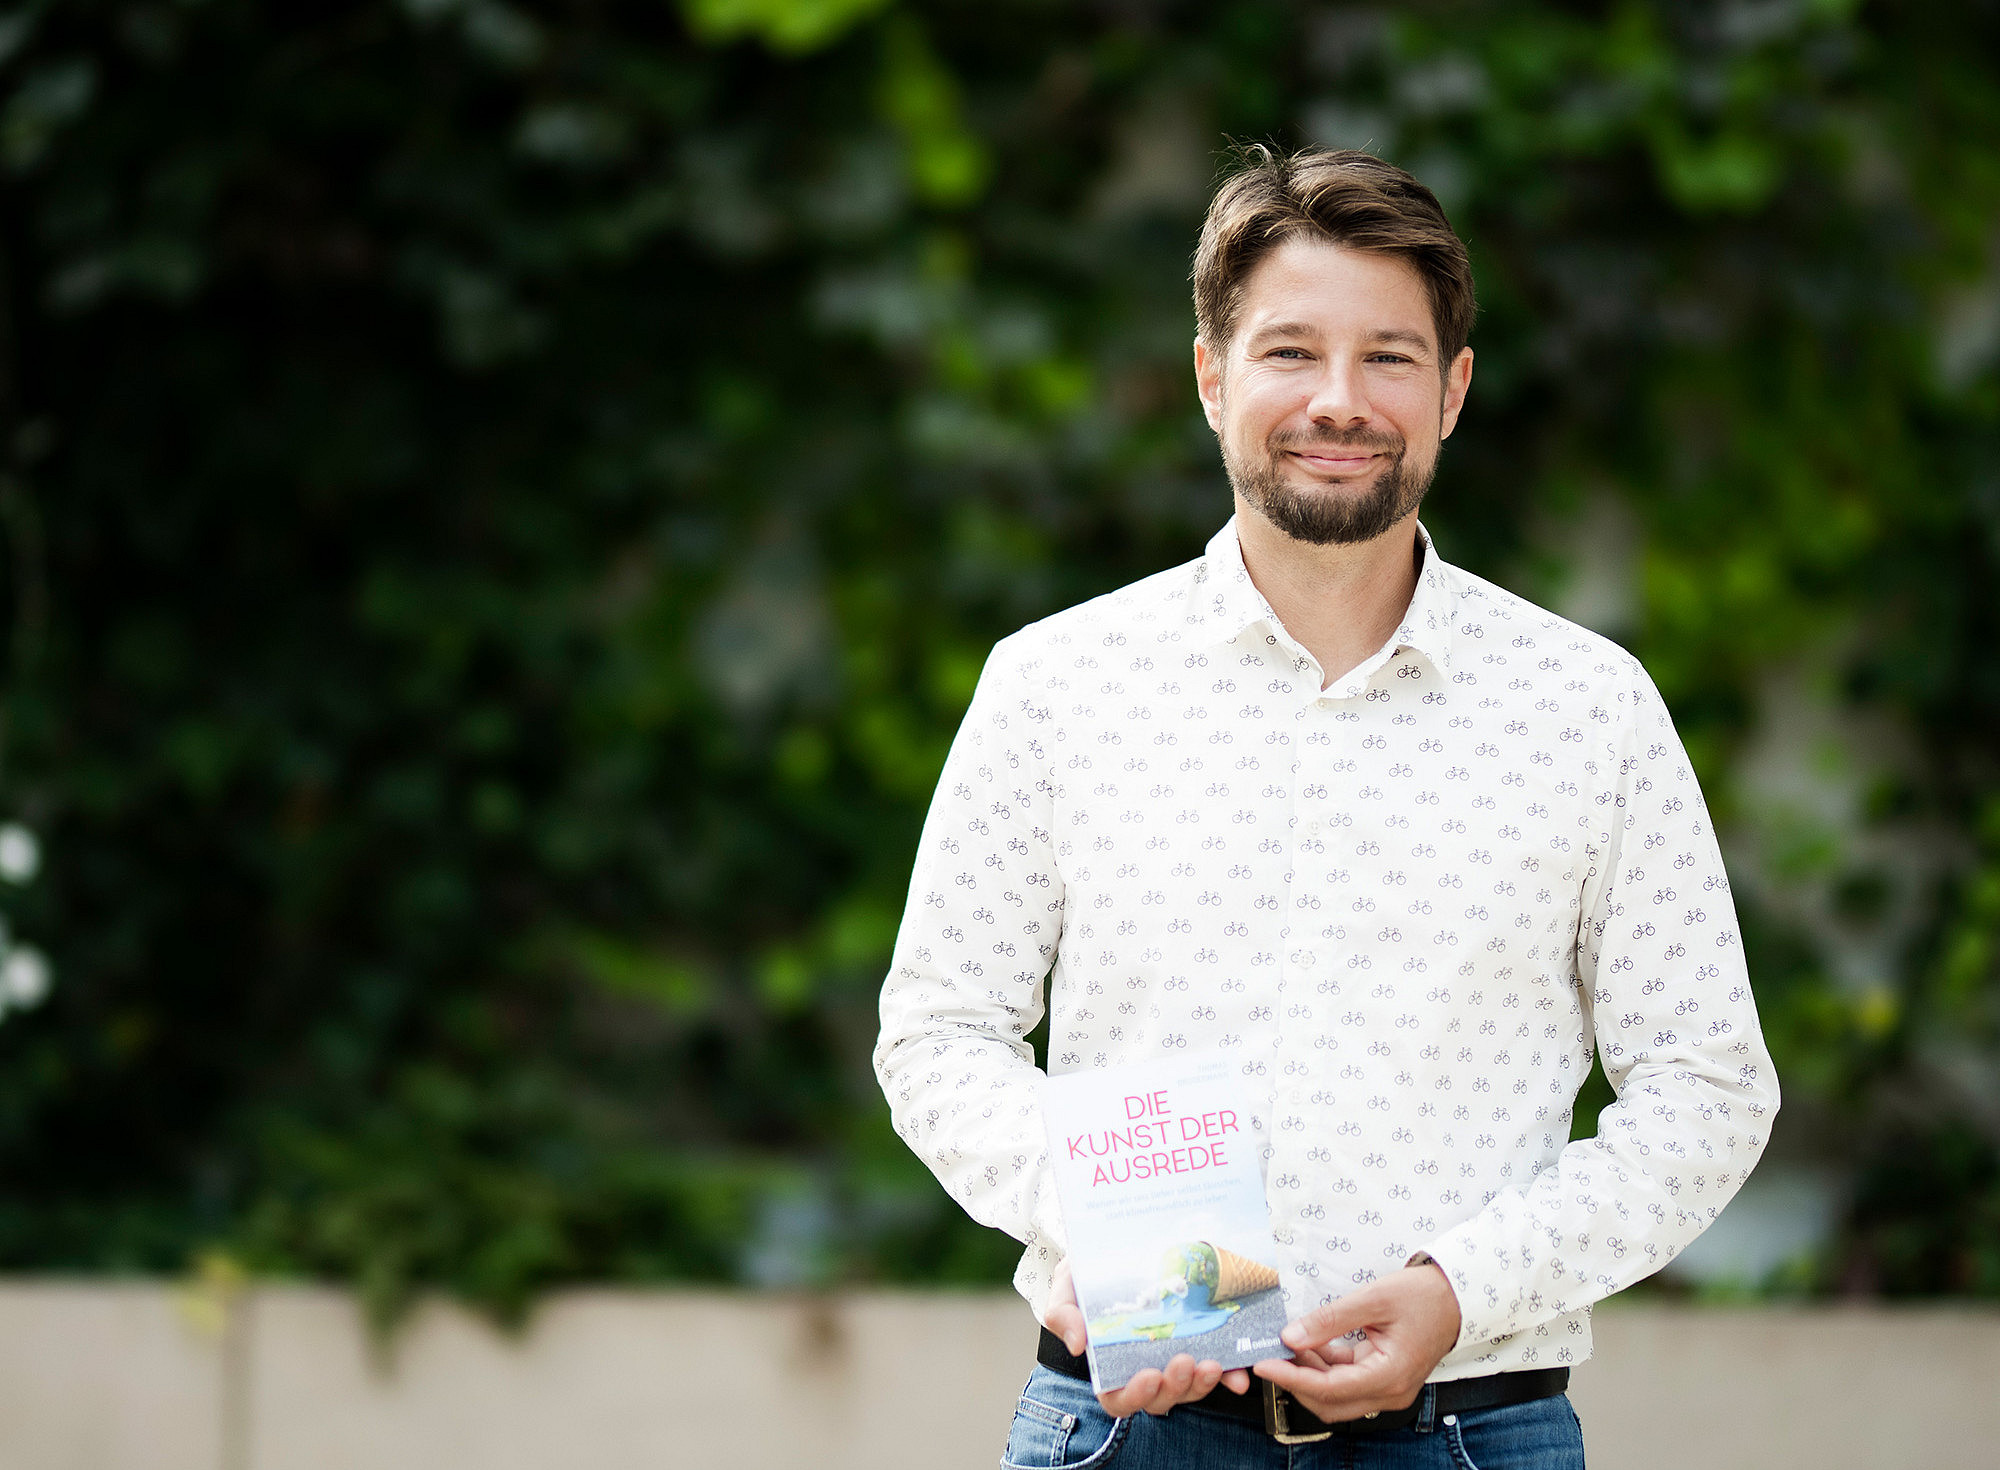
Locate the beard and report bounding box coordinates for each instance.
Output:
[1223,424,1437,546]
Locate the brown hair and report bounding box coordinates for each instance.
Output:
[1192,145,1475,369]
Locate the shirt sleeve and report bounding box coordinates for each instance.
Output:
[1421,660,1781,1356]
[872,636,1069,1299]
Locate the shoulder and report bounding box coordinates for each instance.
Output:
[1438,563,1660,718]
[982,554,1207,688]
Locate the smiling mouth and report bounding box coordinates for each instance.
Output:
[1285,449,1381,474]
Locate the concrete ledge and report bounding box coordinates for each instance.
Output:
[0,1282,225,1470]
[0,1284,1992,1469]
[1574,1303,2000,1469]
[243,1289,1033,1470]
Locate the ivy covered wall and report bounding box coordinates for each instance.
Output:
[0,0,1995,1319]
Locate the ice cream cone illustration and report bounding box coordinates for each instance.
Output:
[1209,1244,1279,1302]
[1156,1240,1279,1307]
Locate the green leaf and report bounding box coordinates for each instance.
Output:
[679,0,893,56]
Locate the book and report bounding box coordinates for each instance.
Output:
[1042,1053,1294,1393]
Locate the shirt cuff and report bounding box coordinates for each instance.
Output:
[1404,1249,1468,1355]
[1418,1222,1519,1354]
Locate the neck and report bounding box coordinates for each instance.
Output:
[1232,495,1423,689]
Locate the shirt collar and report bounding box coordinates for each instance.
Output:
[1183,515,1460,678]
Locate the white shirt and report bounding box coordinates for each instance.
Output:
[874,518,1778,1380]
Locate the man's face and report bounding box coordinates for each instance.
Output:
[1194,238,1473,546]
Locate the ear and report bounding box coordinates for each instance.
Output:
[1193,337,1225,435]
[1438,347,1474,441]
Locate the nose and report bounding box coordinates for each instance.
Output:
[1303,357,1371,429]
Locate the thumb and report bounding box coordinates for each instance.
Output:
[1046,1261,1088,1355]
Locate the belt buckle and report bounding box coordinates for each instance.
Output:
[1261,1380,1332,1444]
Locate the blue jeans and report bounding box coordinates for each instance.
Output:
[1000,1364,1586,1469]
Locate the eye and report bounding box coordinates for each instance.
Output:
[1269,347,1310,360]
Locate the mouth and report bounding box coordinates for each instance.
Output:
[1283,449,1383,477]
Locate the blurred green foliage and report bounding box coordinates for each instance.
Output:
[0,0,1996,1321]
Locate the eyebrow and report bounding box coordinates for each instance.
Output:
[1367,329,1435,354]
[1243,321,1323,347]
[1242,323,1436,355]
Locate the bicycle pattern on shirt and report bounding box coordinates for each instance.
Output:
[875,520,1777,1378]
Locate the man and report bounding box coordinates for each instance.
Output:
[874,147,1777,1467]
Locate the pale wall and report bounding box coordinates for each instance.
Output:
[0,1285,1992,1470]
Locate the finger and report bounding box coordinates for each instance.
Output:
[1136,1373,1188,1418]
[1112,1368,1168,1424]
[1290,1390,1397,1426]
[1147,1365,1220,1416]
[1282,1289,1375,1351]
[1101,1366,1162,1417]
[1289,1372,1424,1427]
[1254,1354,1391,1401]
[1257,1352,1419,1423]
[1103,1354,1242,1416]
[1044,1298,1088,1356]
[1045,1265,1091,1356]
[1291,1342,1349,1371]
[1050,1311,1088,1357]
[1132,1354,1205,1417]
[1143,1382,1186,1417]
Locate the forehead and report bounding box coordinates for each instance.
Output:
[1234,238,1435,348]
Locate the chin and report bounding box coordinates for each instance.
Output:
[1282,474,1385,505]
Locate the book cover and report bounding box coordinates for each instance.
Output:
[1042,1054,1293,1393]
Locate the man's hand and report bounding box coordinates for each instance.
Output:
[1252,1262,1461,1424]
[1045,1259,1252,1417]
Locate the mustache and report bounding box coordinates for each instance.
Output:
[1266,427,1405,455]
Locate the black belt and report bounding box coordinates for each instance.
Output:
[1037,1327,1567,1443]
